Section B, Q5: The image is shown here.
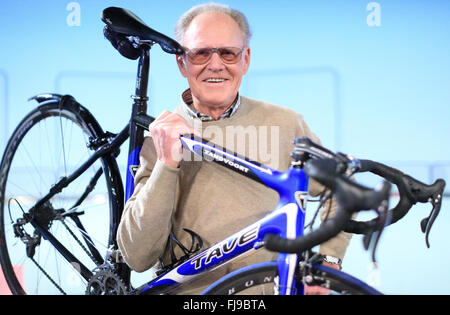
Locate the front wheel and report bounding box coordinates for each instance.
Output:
[0,97,123,294]
[201,261,382,295]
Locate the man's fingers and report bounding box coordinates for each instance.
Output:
[148,110,200,168]
[149,110,173,133]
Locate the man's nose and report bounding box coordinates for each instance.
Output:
[207,51,225,70]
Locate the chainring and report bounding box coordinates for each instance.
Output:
[86,268,128,295]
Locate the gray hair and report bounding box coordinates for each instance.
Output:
[174,2,252,46]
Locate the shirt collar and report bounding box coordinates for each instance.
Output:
[181,89,240,122]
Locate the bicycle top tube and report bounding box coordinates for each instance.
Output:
[180,135,310,209]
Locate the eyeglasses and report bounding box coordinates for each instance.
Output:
[183,47,245,65]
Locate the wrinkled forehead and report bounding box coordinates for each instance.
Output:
[182,12,246,48]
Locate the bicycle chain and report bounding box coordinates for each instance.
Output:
[60,218,103,265]
[30,257,67,295]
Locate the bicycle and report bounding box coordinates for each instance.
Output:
[0,7,445,295]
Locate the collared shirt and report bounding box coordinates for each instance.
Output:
[181,89,241,122]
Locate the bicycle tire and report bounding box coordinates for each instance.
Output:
[202,261,381,295]
[0,98,123,294]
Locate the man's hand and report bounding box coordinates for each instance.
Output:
[149,111,196,168]
[304,261,340,295]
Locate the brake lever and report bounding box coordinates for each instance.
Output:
[420,189,444,248]
[362,198,391,263]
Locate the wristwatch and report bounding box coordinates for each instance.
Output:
[323,255,342,268]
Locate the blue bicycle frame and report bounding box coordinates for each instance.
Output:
[126,135,309,295]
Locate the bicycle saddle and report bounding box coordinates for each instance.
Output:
[101,7,184,55]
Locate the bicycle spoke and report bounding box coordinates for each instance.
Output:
[16,143,48,196]
[59,111,68,176]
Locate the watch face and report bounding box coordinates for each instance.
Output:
[324,255,341,265]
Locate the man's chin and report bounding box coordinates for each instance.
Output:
[197,95,235,109]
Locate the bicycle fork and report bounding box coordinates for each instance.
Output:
[274,203,305,295]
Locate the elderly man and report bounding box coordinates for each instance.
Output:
[117,3,351,294]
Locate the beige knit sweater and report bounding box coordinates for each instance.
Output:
[117,95,352,294]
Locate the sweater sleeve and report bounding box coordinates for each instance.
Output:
[295,114,352,261]
[116,137,179,272]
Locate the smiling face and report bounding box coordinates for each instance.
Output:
[177,12,251,118]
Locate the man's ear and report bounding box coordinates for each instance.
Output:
[176,55,188,78]
[242,46,251,75]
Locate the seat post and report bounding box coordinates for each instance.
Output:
[134,46,151,103]
[129,45,150,136]
[126,45,151,198]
